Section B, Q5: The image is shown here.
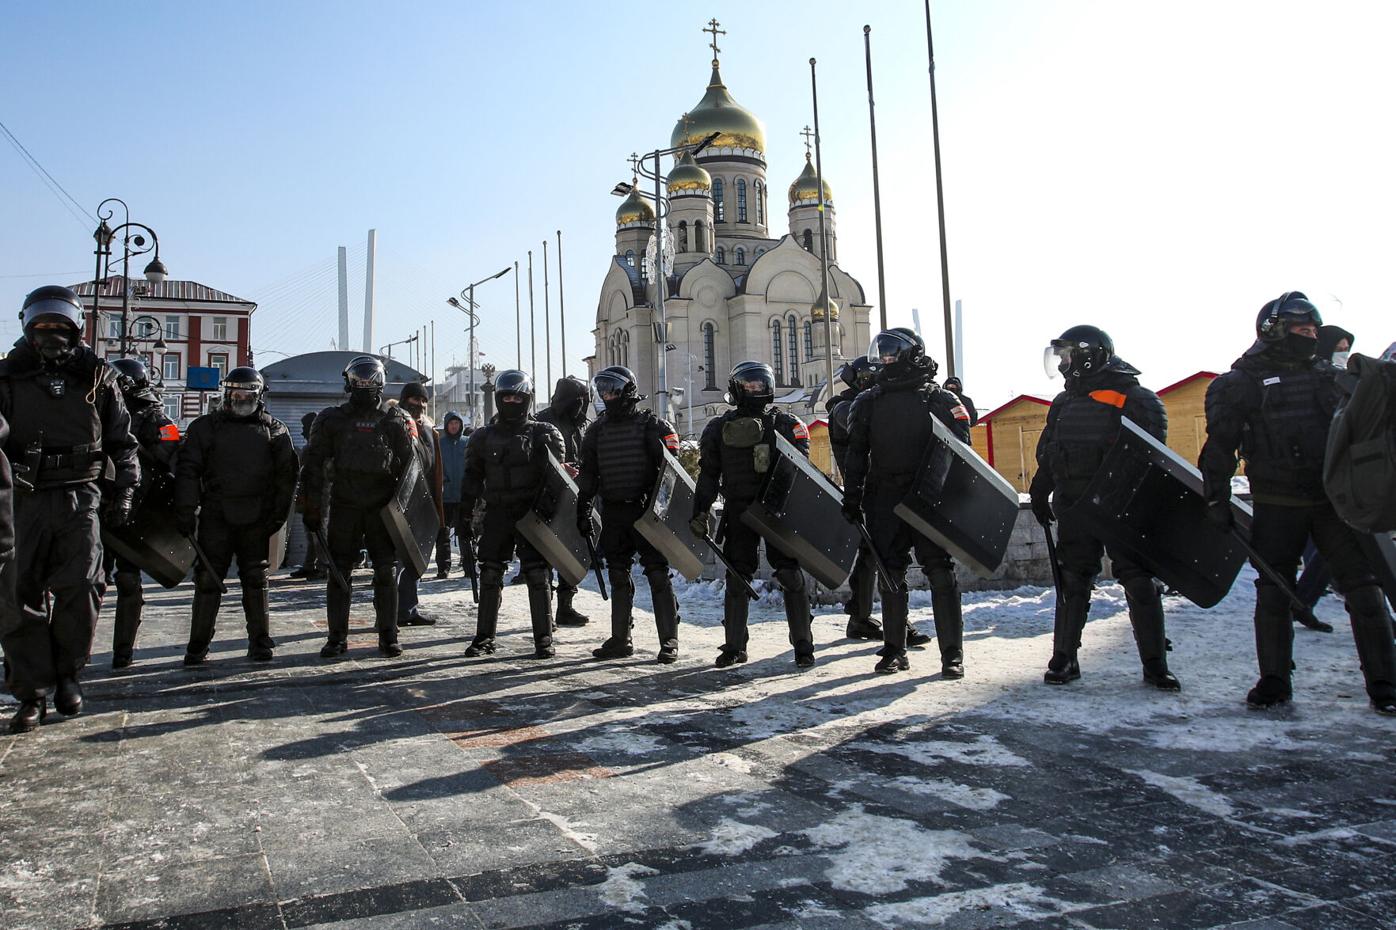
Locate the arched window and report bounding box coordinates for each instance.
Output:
[787,315,800,384]
[678,220,688,252]
[695,221,707,253]
[803,320,813,361]
[802,229,813,252]
[702,322,716,389]
[736,178,747,223]
[755,248,765,260]
[616,328,629,368]
[715,246,725,265]
[640,253,650,280]
[754,180,764,225]
[771,319,784,384]
[625,249,636,267]
[712,177,725,222]
[735,247,745,265]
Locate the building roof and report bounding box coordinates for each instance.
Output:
[259,351,426,395]
[71,276,256,308]
[978,394,1052,422]
[1156,371,1220,395]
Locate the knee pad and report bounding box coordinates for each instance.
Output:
[114,571,142,598]
[609,567,634,591]
[240,569,269,591]
[194,569,225,595]
[644,566,672,591]
[372,564,396,587]
[773,567,805,593]
[1060,570,1093,600]
[479,562,505,588]
[523,568,550,591]
[925,564,959,594]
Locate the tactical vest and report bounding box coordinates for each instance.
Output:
[1044,389,1127,483]
[336,407,398,480]
[718,411,777,501]
[1240,366,1332,492]
[6,366,105,488]
[595,412,654,502]
[203,413,280,523]
[865,386,936,481]
[480,421,546,504]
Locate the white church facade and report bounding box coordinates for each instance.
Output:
[588,25,873,438]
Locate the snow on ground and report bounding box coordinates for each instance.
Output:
[864,882,1064,928]
[595,862,660,913]
[801,805,991,894]
[694,819,778,856]
[1126,769,1237,818]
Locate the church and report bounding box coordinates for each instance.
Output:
[588,22,873,439]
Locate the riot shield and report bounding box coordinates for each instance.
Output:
[1064,417,1253,608]
[268,498,296,573]
[892,415,1020,579]
[739,433,859,589]
[634,449,713,581]
[101,470,195,589]
[515,451,600,588]
[380,453,440,577]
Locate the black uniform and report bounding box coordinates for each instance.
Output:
[460,413,565,654]
[693,408,814,661]
[1200,343,1396,708]
[300,400,416,650]
[0,339,139,703]
[175,405,296,660]
[576,405,680,657]
[843,363,972,669]
[537,377,591,625]
[1028,357,1175,684]
[828,387,877,636]
[292,411,326,579]
[109,391,181,665]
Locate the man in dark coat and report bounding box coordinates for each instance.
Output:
[1,286,139,732]
[537,375,592,627]
[395,383,444,626]
[827,357,882,641]
[1029,325,1179,690]
[942,376,979,427]
[175,367,297,663]
[1200,292,1396,714]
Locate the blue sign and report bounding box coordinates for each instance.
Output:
[186,366,220,391]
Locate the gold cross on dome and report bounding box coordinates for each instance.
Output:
[628,152,640,176]
[800,126,814,156]
[704,18,725,62]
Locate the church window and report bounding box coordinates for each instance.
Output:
[787,315,800,384]
[755,248,765,260]
[754,181,764,224]
[625,249,635,267]
[703,322,716,389]
[678,221,688,252]
[771,319,784,384]
[735,247,745,265]
[695,221,707,253]
[640,253,650,280]
[802,229,813,252]
[736,178,747,223]
[803,320,813,360]
[712,178,725,222]
[715,246,725,265]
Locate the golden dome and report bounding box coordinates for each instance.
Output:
[615,184,655,227]
[811,285,839,321]
[670,62,767,154]
[667,150,712,195]
[788,154,833,206]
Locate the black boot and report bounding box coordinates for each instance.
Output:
[525,569,555,657]
[556,583,590,627]
[112,569,144,668]
[372,564,402,655]
[1045,573,1090,685]
[55,676,83,717]
[7,697,45,733]
[1123,576,1179,691]
[594,566,635,658]
[776,567,814,668]
[878,576,911,673]
[845,549,880,639]
[717,573,751,666]
[1248,585,1295,708]
[929,565,964,678]
[243,579,275,662]
[467,564,503,656]
[185,584,222,665]
[1344,584,1396,713]
[1293,604,1334,633]
[323,557,354,655]
[874,647,910,674]
[647,567,680,663]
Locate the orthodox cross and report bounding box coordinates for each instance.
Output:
[800,126,814,157]
[704,18,725,62]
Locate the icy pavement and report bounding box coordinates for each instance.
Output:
[2,565,1394,930]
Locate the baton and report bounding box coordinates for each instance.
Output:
[184,533,229,595]
[462,542,479,604]
[853,520,904,595]
[1039,518,1065,596]
[700,532,761,600]
[1230,527,1312,616]
[310,526,351,591]
[583,529,609,601]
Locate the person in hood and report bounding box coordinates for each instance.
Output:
[537,375,593,627]
[842,329,972,677]
[826,357,882,641]
[942,376,979,427]
[1200,292,1396,715]
[1029,325,1179,691]
[1316,324,1355,372]
[1,286,140,733]
[436,410,467,578]
[395,383,444,626]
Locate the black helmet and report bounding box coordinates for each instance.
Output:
[867,327,925,367]
[109,357,152,397]
[725,360,776,410]
[494,369,534,422]
[20,285,84,332]
[223,366,265,417]
[1045,325,1114,380]
[1256,291,1322,343]
[343,355,387,391]
[591,365,639,415]
[837,356,879,391]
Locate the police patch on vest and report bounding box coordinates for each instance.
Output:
[45,377,65,398]
[722,417,764,448]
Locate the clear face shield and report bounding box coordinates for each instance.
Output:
[591,372,628,414]
[225,386,261,417]
[1043,342,1073,380]
[867,332,914,367]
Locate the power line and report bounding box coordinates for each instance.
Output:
[0,119,94,230]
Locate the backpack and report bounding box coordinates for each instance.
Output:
[1324,354,1396,532]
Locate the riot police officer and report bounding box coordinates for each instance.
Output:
[1029,326,1179,690]
[538,375,593,627]
[842,329,971,676]
[1200,292,1396,714]
[691,361,815,669]
[576,366,682,663]
[1,286,139,732]
[827,357,882,641]
[175,367,296,663]
[300,356,417,658]
[106,357,181,668]
[290,411,327,581]
[459,370,565,658]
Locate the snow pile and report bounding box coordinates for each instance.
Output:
[695,819,778,856]
[864,882,1063,928]
[802,805,990,894]
[1126,769,1236,818]
[886,776,1010,811]
[573,728,666,758]
[595,862,660,913]
[855,727,1031,769]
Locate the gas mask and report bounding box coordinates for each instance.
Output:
[350,387,382,410]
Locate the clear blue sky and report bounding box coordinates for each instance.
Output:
[4,1,1394,409]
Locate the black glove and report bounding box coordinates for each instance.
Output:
[108,487,136,529]
[841,495,863,525]
[457,508,475,541]
[1205,500,1234,531]
[1030,491,1054,526]
[175,507,196,537]
[689,512,710,539]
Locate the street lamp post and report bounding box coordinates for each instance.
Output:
[447,266,511,427]
[92,197,169,359]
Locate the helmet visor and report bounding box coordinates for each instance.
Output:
[21,299,82,330]
[737,370,774,397]
[1044,342,1073,380]
[867,331,916,365]
[592,371,630,400]
[345,366,385,389]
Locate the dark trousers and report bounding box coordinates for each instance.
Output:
[325,503,398,643]
[189,511,273,654]
[719,499,810,654]
[865,481,961,661]
[1295,539,1330,609]
[472,499,551,647]
[599,499,677,649]
[437,502,460,571]
[111,553,145,660]
[1249,500,1396,701]
[1,486,103,699]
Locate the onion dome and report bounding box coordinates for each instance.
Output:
[667,150,712,196]
[811,284,839,321]
[670,62,767,154]
[788,154,833,207]
[615,184,655,227]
